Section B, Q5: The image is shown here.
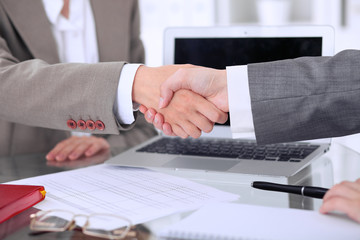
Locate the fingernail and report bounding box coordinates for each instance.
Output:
[147,111,152,119]
[46,153,54,160]
[56,154,65,161]
[159,97,164,109]
[154,115,159,124]
[69,153,78,159]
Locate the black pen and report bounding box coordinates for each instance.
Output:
[251,181,329,199]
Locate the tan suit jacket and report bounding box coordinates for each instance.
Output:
[0,0,156,156]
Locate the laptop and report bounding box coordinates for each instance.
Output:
[107,25,334,177]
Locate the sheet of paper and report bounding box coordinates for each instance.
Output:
[7,164,238,225]
[158,202,360,240]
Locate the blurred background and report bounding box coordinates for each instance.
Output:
[138,0,360,152]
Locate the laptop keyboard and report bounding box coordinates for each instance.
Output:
[136,138,320,162]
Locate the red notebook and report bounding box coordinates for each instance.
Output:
[0,184,46,223]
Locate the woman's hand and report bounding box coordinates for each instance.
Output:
[46,136,110,161]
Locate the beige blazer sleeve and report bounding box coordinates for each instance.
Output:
[0,37,126,134]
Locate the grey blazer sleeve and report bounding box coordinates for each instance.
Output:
[0,37,127,134]
[248,50,360,144]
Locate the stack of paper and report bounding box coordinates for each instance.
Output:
[8,164,239,225]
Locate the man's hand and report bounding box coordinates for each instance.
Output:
[320,179,360,223]
[159,67,228,112]
[139,66,228,136]
[46,136,110,161]
[133,65,228,138]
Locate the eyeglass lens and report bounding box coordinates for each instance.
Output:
[31,211,131,239]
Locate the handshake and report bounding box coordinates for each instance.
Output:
[132,64,229,138]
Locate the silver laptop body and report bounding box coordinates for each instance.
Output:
[106,26,334,177]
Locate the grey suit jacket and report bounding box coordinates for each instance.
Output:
[248,50,360,145]
[0,0,156,156]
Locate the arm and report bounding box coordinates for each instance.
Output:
[248,49,360,144]
[0,36,125,134]
[46,0,145,161]
[151,50,360,144]
[0,37,226,138]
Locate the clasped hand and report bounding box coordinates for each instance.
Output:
[138,65,228,138]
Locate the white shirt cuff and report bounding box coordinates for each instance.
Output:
[114,63,142,125]
[226,65,255,139]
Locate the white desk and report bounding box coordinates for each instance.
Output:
[1,142,359,239]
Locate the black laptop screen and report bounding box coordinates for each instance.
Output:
[174,37,322,125]
[174,37,322,69]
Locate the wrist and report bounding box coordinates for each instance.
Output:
[132,65,147,104]
[217,69,227,88]
[132,66,161,109]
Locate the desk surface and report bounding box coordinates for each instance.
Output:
[1,143,359,239]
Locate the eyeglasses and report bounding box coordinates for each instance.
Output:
[30,210,134,239]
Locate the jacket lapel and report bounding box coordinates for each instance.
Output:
[2,0,59,64]
[90,0,125,62]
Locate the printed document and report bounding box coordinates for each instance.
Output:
[8,165,238,224]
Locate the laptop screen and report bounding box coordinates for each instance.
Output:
[173,37,323,126]
[174,37,322,69]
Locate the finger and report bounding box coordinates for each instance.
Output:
[85,138,110,157]
[320,197,360,223]
[323,181,360,201]
[159,69,187,109]
[199,106,228,124]
[154,113,165,130]
[187,93,228,124]
[55,140,83,161]
[192,115,214,134]
[172,124,189,139]
[182,107,214,134]
[144,108,157,124]
[338,180,360,192]
[180,120,202,139]
[46,151,56,161]
[162,123,174,136]
[186,102,215,133]
[46,137,77,161]
[185,97,225,132]
[139,105,148,114]
[46,143,66,161]
[68,141,93,160]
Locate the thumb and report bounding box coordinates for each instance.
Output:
[159,70,186,108]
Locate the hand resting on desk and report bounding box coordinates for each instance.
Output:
[46,148,111,168]
[320,178,360,223]
[46,136,110,161]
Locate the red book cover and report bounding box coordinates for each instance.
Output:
[0,184,46,223]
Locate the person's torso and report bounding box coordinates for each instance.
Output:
[0,0,155,157]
